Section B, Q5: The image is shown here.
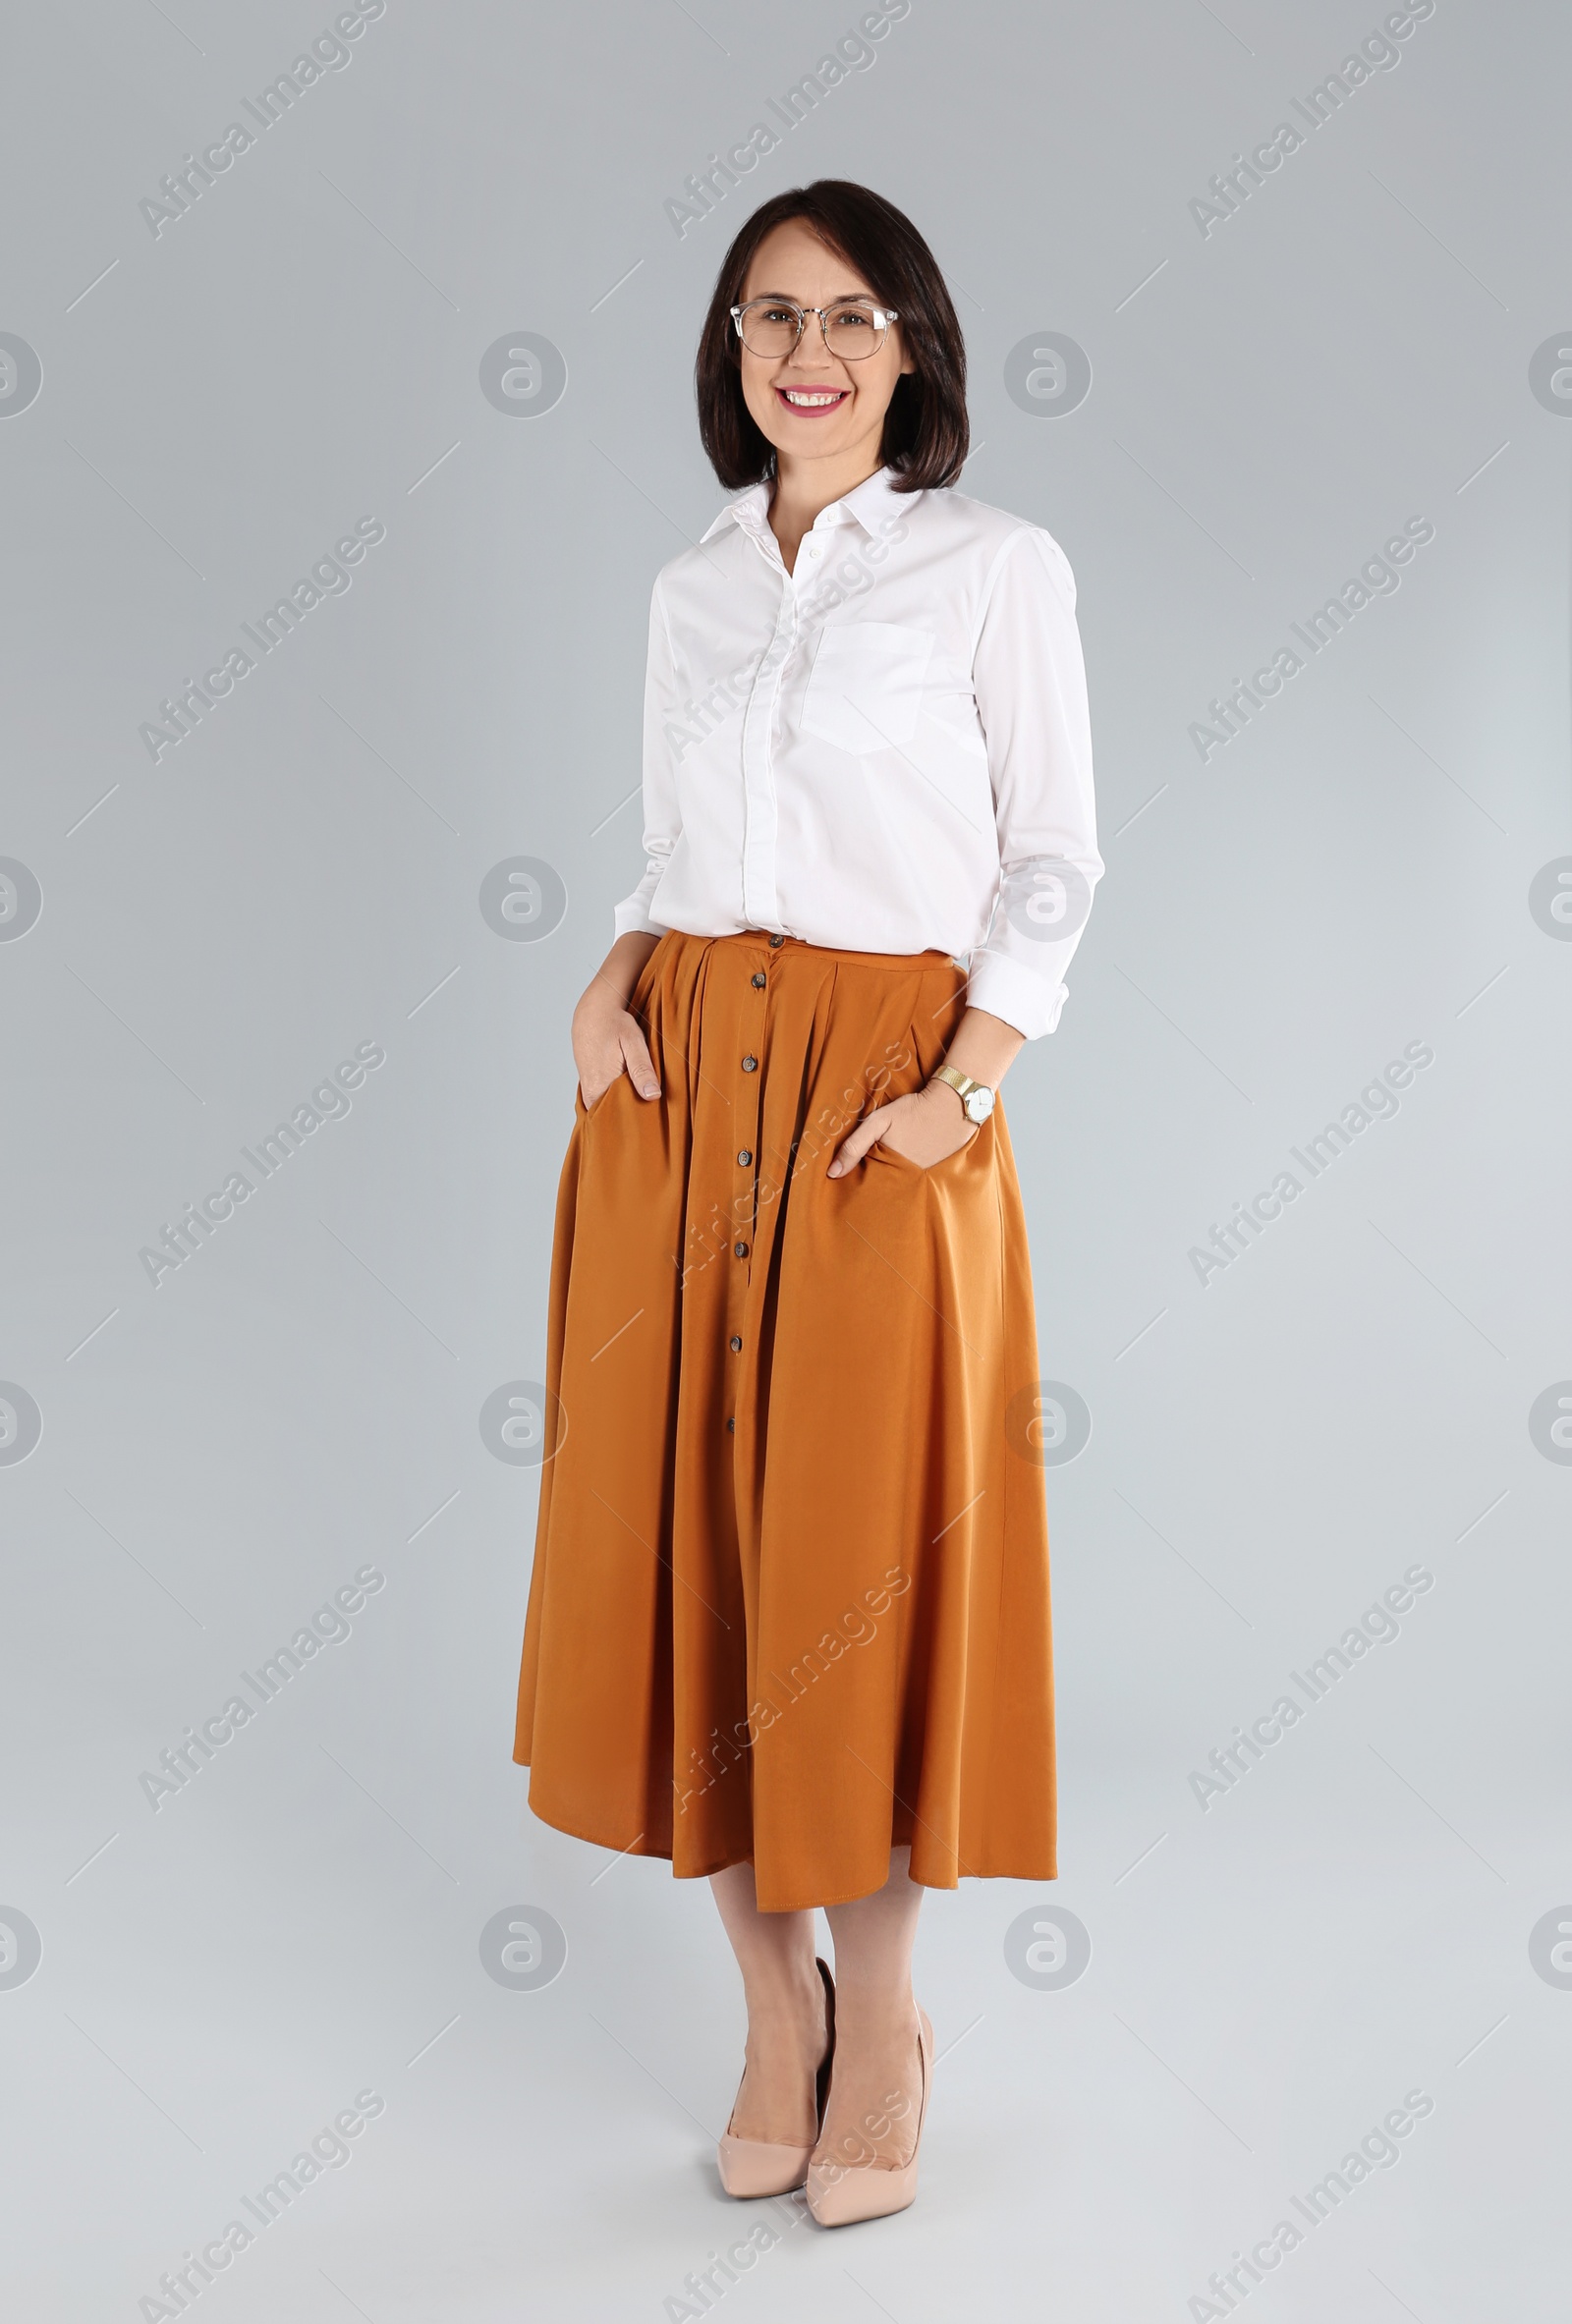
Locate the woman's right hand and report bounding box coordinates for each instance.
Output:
[571,938,661,1108]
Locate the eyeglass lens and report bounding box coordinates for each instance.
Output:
[736,302,889,360]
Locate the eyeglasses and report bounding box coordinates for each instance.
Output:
[730,298,900,361]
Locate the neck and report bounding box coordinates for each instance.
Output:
[768,443,883,567]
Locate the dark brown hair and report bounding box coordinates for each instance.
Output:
[695,180,968,494]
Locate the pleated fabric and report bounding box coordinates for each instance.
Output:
[513,927,1057,1910]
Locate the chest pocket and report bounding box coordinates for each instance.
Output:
[800,621,934,756]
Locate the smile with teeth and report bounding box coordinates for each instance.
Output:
[777,386,850,410]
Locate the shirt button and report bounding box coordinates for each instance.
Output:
[730,1335,743,1353]
[734,1241,749,1258]
[751,971,765,989]
[737,1148,753,1166]
[741,1055,757,1072]
[768,934,785,948]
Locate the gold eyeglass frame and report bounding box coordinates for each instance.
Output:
[729,298,901,360]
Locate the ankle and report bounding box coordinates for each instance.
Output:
[823,1982,915,2040]
[743,1959,825,2038]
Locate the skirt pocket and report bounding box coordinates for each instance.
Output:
[865,1120,981,1179]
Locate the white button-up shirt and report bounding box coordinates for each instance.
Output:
[613,465,1101,1039]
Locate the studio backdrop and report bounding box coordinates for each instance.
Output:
[2,1,1567,2317]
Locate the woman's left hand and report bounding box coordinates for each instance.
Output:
[827,1080,979,1176]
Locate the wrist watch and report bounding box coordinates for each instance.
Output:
[931,1065,995,1124]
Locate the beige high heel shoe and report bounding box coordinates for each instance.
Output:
[804,2004,932,2228]
[716,1957,836,2198]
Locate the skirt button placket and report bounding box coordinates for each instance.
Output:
[727,943,769,1454]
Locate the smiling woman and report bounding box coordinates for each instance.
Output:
[514,177,1101,2231]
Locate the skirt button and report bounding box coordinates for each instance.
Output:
[768,934,785,948]
[734,1241,749,1258]
[751,971,766,989]
[737,1148,753,1166]
[742,1055,758,1072]
[729,1335,743,1352]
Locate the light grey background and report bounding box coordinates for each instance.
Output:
[3,1,1569,2316]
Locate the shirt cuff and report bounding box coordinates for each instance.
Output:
[613,891,671,939]
[964,951,1069,1040]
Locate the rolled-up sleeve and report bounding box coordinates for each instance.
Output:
[612,579,681,938]
[966,527,1102,1039]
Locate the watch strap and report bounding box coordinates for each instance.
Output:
[932,1064,990,1106]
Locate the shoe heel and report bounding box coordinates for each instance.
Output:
[716,1957,836,2198]
[805,2004,932,2228]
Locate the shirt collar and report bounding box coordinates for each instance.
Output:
[700,464,913,546]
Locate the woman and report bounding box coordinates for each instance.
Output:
[513,179,1100,2227]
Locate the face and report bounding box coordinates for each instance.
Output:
[735,217,914,473]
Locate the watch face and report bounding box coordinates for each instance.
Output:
[966,1085,994,1123]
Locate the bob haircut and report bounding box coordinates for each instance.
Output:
[696,180,968,495]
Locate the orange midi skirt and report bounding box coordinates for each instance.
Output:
[513,926,1058,1910]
